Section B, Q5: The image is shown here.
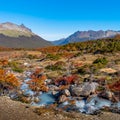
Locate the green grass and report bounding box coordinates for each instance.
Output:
[0,30,33,37]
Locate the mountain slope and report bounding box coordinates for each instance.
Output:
[51,38,66,45]
[53,30,120,45]
[0,22,52,48]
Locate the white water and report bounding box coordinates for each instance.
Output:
[75,96,112,114]
[20,77,120,114]
[20,78,55,106]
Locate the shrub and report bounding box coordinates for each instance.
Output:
[45,64,62,71]
[12,67,24,73]
[27,54,38,59]
[74,52,82,57]
[114,59,120,64]
[46,54,60,60]
[0,69,20,88]
[93,57,108,65]
[8,61,18,68]
[77,65,91,75]
[0,59,9,67]
[8,61,24,73]
[28,68,48,92]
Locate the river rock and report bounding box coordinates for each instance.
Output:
[17,90,23,95]
[59,95,68,103]
[52,91,58,95]
[80,82,99,97]
[70,85,83,96]
[49,85,59,91]
[34,97,40,103]
[105,91,113,100]
[98,90,114,101]
[62,89,71,97]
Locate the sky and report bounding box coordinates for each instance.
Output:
[0,0,120,40]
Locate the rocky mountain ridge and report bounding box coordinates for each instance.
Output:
[0,22,52,48]
[52,30,120,45]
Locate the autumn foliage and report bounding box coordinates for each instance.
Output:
[0,69,20,88]
[37,46,60,54]
[109,80,120,91]
[55,74,79,85]
[0,59,9,67]
[28,68,48,92]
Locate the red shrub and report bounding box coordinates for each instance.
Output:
[109,80,120,91]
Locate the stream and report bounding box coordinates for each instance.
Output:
[20,77,120,114]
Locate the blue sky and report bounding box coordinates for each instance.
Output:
[0,0,120,40]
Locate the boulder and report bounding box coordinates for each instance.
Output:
[70,82,98,97]
[70,85,82,96]
[80,82,99,97]
[80,90,91,97]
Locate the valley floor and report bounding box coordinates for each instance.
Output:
[0,96,120,120]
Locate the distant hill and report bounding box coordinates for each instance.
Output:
[39,36,120,54]
[0,22,52,48]
[52,30,120,45]
[51,38,66,45]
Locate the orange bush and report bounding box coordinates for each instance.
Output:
[0,69,20,87]
[28,77,48,92]
[0,59,9,67]
[28,68,48,92]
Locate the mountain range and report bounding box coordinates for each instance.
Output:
[0,22,120,48]
[52,30,120,45]
[0,22,52,48]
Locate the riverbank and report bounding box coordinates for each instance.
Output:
[0,96,119,120]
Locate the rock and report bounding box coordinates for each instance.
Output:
[80,82,99,97]
[98,90,114,101]
[52,91,58,95]
[111,108,120,114]
[17,90,23,95]
[80,90,91,97]
[105,91,113,100]
[49,85,59,91]
[59,95,68,103]
[45,79,52,84]
[62,89,71,97]
[34,97,40,103]
[70,85,83,96]
[70,82,98,97]
[21,89,26,94]
[26,97,32,101]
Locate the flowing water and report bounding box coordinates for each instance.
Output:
[20,78,55,106]
[20,77,120,114]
